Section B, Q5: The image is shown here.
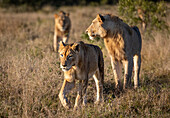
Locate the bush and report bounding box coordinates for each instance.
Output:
[118,0,169,34]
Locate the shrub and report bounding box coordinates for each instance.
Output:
[118,0,169,34]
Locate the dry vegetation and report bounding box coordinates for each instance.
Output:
[0,6,169,117]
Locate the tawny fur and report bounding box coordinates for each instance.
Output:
[54,11,71,52]
[58,41,104,109]
[86,14,142,89]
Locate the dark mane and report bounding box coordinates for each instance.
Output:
[106,14,123,23]
[106,14,132,35]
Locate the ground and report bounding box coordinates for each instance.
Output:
[0,6,169,117]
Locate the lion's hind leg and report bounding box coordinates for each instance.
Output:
[122,57,133,89]
[133,54,141,88]
[93,69,104,104]
[58,79,75,109]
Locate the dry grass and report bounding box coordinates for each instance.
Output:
[0,6,169,117]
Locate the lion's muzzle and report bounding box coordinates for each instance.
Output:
[61,66,71,71]
[86,30,96,40]
[60,63,74,72]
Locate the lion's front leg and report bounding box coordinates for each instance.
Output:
[53,33,57,52]
[63,33,69,44]
[74,79,88,110]
[58,79,75,109]
[111,57,122,90]
[54,33,62,52]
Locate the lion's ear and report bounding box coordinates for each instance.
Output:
[59,41,65,47]
[97,14,105,23]
[72,43,79,53]
[72,41,84,53]
[54,14,58,19]
[58,41,65,52]
[66,13,69,17]
[59,11,65,15]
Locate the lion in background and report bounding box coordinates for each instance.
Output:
[58,41,104,109]
[86,14,142,89]
[54,11,71,52]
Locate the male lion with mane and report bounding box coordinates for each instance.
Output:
[86,14,142,89]
[54,11,71,52]
[58,41,104,109]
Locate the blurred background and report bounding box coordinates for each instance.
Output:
[0,0,169,10]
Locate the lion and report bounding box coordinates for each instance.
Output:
[86,14,142,89]
[54,11,71,52]
[58,41,104,109]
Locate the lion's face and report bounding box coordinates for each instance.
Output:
[55,11,70,32]
[58,42,78,72]
[86,14,107,40]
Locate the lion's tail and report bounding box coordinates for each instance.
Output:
[133,26,142,51]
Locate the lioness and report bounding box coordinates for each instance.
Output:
[58,41,104,109]
[54,11,71,52]
[86,14,142,89]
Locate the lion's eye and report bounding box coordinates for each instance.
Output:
[60,54,63,57]
[67,55,73,59]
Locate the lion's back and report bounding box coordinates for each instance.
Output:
[83,43,104,74]
[85,44,103,61]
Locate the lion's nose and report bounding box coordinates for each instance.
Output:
[91,34,95,37]
[62,64,67,67]
[62,62,67,67]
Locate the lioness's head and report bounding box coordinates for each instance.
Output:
[58,41,81,71]
[55,11,70,32]
[86,14,107,40]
